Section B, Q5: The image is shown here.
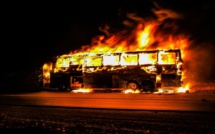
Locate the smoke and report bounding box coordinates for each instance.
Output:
[152,2,183,22]
[184,42,215,85]
[152,3,215,84]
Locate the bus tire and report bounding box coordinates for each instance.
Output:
[126,81,139,90]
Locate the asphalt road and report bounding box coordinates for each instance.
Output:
[1,90,215,133]
[1,91,215,112]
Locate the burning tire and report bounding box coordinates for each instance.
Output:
[141,80,155,92]
[126,81,139,90]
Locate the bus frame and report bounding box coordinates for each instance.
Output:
[82,49,183,92]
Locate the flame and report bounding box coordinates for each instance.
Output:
[139,53,157,64]
[71,21,190,56]
[53,17,190,76]
[123,89,140,94]
[156,83,190,94]
[42,63,52,79]
[177,83,190,93]
[42,62,52,86]
[54,53,86,72]
[103,54,120,66]
[54,54,71,72]
[158,51,176,64]
[71,88,93,93]
[137,23,157,48]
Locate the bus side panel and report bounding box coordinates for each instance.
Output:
[50,73,70,89]
[112,75,127,88]
[71,76,84,89]
[83,73,113,88]
[113,74,157,88]
[161,74,182,87]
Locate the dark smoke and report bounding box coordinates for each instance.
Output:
[184,41,215,83]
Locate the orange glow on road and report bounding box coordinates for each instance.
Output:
[123,89,140,94]
[71,88,93,93]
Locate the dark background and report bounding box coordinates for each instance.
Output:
[1,0,215,91]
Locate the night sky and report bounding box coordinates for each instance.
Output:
[3,0,215,79]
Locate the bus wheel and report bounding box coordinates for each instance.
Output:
[141,80,155,92]
[126,82,139,90]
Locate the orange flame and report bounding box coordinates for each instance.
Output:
[42,62,52,86]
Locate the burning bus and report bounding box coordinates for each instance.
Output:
[40,9,192,93]
[81,49,184,93]
[41,48,187,93]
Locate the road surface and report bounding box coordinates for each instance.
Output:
[1,91,215,112]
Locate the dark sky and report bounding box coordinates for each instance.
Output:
[3,0,215,76]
